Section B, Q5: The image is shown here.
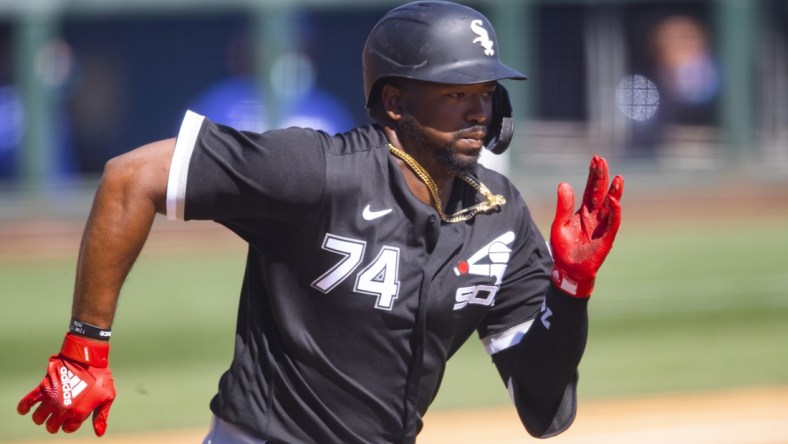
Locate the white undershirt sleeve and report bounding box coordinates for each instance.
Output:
[166,110,205,221]
[480,318,535,355]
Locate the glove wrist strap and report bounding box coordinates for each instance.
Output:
[60,333,110,368]
[551,266,594,299]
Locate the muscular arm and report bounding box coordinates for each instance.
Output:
[71,138,175,329]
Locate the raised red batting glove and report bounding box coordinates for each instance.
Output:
[550,155,623,298]
[18,333,115,436]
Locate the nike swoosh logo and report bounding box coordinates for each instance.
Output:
[362,204,393,221]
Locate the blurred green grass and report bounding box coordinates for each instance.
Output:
[2,217,787,441]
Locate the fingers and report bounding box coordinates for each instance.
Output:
[20,385,72,434]
[582,155,610,212]
[553,182,575,228]
[609,174,624,202]
[602,175,623,227]
[591,175,622,236]
[32,401,55,426]
[92,399,114,437]
[63,417,85,434]
[594,179,623,237]
[17,388,43,415]
[607,192,622,236]
[46,411,66,434]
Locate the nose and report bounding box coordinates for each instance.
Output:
[465,95,489,125]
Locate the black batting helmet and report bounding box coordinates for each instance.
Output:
[362,1,527,154]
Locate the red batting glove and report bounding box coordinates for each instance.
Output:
[18,333,115,436]
[550,155,623,298]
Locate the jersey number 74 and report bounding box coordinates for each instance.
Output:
[311,234,401,311]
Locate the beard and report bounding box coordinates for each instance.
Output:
[398,113,485,176]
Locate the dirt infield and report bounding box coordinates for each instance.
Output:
[13,386,788,443]
[418,386,788,444]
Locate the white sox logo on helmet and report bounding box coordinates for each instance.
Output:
[470,20,495,56]
[453,231,514,310]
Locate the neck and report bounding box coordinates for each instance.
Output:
[395,155,454,210]
[387,143,508,223]
[385,129,454,209]
[383,126,506,223]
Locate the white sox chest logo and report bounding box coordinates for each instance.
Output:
[453,231,514,310]
[470,20,495,56]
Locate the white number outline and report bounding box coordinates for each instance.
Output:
[311,234,366,293]
[539,299,553,329]
[312,234,402,311]
[354,246,401,310]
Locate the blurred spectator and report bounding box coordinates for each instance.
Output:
[188,15,355,135]
[0,84,22,180]
[66,52,127,174]
[0,35,78,183]
[0,24,19,180]
[650,15,720,120]
[628,13,720,157]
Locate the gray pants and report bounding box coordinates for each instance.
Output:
[202,416,267,444]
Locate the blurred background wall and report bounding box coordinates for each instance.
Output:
[0,0,785,222]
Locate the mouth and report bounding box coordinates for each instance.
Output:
[455,129,487,150]
[457,136,485,151]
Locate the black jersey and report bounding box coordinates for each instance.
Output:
[166,111,553,443]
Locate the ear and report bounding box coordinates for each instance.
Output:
[381,84,404,122]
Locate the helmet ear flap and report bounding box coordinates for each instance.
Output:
[485,85,516,155]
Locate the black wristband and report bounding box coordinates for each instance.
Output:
[69,318,111,341]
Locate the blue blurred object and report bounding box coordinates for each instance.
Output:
[188,73,355,135]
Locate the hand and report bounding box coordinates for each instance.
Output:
[18,333,115,436]
[550,155,623,298]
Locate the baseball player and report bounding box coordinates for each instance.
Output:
[17,1,623,443]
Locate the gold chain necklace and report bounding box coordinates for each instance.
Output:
[388,144,506,223]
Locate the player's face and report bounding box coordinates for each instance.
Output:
[398,81,495,175]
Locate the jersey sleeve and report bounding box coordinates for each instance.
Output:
[166,110,326,222]
[477,203,552,353]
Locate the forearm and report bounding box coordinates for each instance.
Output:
[493,284,588,437]
[72,177,156,328]
[71,140,173,329]
[515,285,587,398]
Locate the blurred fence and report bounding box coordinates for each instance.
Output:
[0,0,786,222]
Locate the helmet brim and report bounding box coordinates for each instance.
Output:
[423,59,527,85]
